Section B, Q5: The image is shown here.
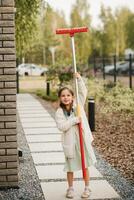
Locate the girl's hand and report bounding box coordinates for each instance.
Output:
[74,72,81,79]
[76,116,81,124]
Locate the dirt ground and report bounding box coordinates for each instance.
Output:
[97,74,134,88]
[19,76,46,90]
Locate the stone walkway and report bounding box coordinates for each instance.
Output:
[17,94,120,200]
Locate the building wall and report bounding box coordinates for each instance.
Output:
[0,0,18,187]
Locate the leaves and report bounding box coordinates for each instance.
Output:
[15,0,40,60]
[92,5,134,57]
[70,0,91,64]
[88,79,134,114]
[15,1,134,67]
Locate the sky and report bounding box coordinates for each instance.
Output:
[47,0,134,27]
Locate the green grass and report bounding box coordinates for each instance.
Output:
[36,89,58,102]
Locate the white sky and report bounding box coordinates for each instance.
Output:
[47,0,134,27]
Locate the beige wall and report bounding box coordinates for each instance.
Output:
[0,0,18,187]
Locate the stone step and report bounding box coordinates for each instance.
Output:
[28,142,62,152]
[26,134,61,142]
[24,127,61,135]
[41,180,120,200]
[36,165,103,180]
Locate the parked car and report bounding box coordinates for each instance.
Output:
[104,61,134,75]
[17,64,48,76]
[104,65,115,74]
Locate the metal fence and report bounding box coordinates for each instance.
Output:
[91,54,134,89]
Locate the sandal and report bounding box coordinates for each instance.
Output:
[81,188,91,199]
[66,188,74,199]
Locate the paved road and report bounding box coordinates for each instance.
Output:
[17,94,120,200]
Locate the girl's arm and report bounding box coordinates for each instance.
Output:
[55,109,80,132]
[75,73,87,105]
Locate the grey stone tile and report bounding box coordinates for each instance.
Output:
[36,165,103,180]
[21,122,57,128]
[29,142,62,152]
[19,113,51,118]
[41,180,120,200]
[20,118,55,123]
[32,152,65,164]
[18,110,48,114]
[26,134,61,142]
[24,128,61,134]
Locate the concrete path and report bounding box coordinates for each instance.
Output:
[17,94,120,200]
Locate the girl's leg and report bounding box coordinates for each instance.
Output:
[66,172,74,198]
[67,172,74,187]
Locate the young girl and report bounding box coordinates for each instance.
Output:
[55,73,97,199]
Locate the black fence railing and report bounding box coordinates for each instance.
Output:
[92,54,134,89]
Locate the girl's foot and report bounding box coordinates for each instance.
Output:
[66,188,74,199]
[81,188,91,199]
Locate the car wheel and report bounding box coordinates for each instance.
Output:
[117,69,121,75]
[25,72,29,76]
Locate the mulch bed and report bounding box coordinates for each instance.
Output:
[92,104,134,183]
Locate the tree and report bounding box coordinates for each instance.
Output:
[70,0,91,66]
[99,5,116,56]
[15,0,40,62]
[115,7,132,56]
[125,13,134,49]
[98,5,133,57]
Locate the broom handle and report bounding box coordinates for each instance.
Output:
[71,36,86,180]
[71,36,79,105]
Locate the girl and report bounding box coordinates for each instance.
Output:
[55,73,97,199]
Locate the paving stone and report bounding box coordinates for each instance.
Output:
[17,103,41,107]
[32,152,65,164]
[17,105,44,108]
[21,122,57,128]
[18,110,48,114]
[20,118,55,123]
[24,128,61,135]
[41,180,120,200]
[18,108,48,111]
[36,165,103,180]
[17,102,41,106]
[29,142,62,152]
[18,106,47,109]
[19,113,51,118]
[26,134,61,142]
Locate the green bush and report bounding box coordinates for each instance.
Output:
[35,78,134,114]
[87,79,134,114]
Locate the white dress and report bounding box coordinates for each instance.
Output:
[55,76,97,172]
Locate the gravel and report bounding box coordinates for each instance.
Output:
[95,151,134,200]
